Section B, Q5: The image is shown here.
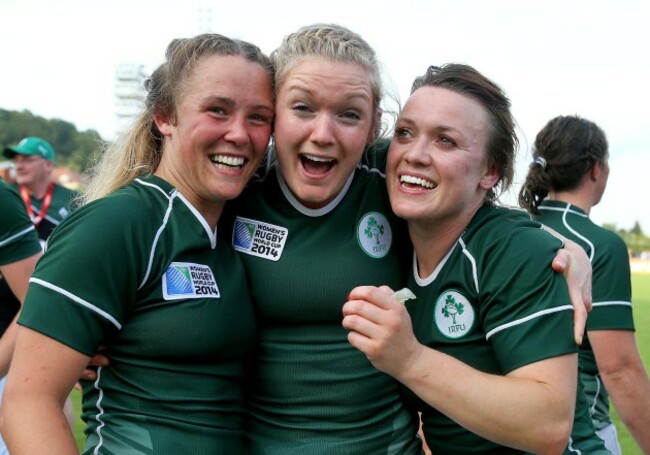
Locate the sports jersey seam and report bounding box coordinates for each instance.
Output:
[589,375,602,416]
[357,163,386,178]
[565,437,582,454]
[31,207,62,226]
[29,277,122,329]
[561,203,595,261]
[538,205,588,218]
[591,300,632,307]
[276,167,354,217]
[459,238,479,293]
[485,304,573,340]
[175,191,217,248]
[0,225,36,247]
[92,366,107,455]
[139,192,176,290]
[135,178,171,199]
[413,242,458,286]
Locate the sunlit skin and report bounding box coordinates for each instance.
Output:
[155,54,274,228]
[273,57,375,209]
[387,86,499,274]
[13,154,53,198]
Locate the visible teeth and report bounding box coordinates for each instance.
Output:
[303,154,334,163]
[211,155,244,167]
[400,175,435,189]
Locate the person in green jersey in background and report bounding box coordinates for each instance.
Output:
[3,137,77,248]
[519,115,650,454]
[342,64,608,454]
[0,33,274,454]
[2,137,79,435]
[223,25,592,454]
[0,181,41,455]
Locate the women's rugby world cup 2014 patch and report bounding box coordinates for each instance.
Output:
[162,262,220,300]
[232,217,288,261]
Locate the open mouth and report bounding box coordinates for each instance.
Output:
[400,174,436,190]
[210,155,245,170]
[300,154,335,175]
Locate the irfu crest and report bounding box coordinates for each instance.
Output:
[357,212,392,259]
[441,294,465,324]
[434,290,474,339]
[363,216,385,245]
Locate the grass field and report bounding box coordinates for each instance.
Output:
[71,274,650,453]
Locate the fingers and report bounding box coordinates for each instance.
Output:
[80,368,98,382]
[347,286,396,311]
[88,354,110,368]
[568,283,587,345]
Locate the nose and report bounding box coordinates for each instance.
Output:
[224,115,251,146]
[309,113,335,146]
[403,137,432,165]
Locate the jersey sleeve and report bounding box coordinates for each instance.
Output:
[479,225,576,374]
[18,196,152,355]
[0,183,41,264]
[588,230,634,331]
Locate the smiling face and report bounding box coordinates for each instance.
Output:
[387,86,499,231]
[154,54,273,222]
[273,57,375,209]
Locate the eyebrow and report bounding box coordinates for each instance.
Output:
[286,83,372,103]
[398,116,459,133]
[204,96,273,112]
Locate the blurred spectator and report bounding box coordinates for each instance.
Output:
[3,137,78,246]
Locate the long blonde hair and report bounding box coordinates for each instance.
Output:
[82,33,273,204]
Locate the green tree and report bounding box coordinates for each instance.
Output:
[0,108,106,172]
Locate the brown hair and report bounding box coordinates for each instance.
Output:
[518,115,608,214]
[411,64,517,202]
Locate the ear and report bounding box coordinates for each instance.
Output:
[153,111,174,137]
[588,162,601,182]
[479,165,500,191]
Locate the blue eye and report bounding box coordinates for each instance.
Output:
[394,127,411,138]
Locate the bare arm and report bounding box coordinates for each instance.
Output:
[0,326,90,454]
[589,330,650,453]
[0,252,40,377]
[342,286,576,455]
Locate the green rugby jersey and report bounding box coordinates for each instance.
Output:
[0,181,41,335]
[404,204,608,454]
[19,175,255,454]
[223,164,422,454]
[12,182,77,242]
[536,200,634,430]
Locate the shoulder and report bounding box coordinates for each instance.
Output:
[54,179,171,241]
[0,181,24,212]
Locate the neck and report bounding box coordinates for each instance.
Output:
[408,206,479,278]
[23,180,51,200]
[547,189,593,215]
[154,170,223,231]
